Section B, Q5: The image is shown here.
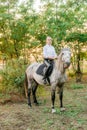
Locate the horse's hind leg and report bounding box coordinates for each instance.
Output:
[28,88,32,107]
[27,80,32,107]
[32,81,38,105]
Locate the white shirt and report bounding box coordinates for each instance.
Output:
[43,44,57,58]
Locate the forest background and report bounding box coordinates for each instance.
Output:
[0,0,87,95]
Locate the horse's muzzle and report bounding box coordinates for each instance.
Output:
[64,62,70,69]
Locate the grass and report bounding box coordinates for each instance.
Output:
[0,78,87,130]
[77,119,87,125]
[70,83,85,89]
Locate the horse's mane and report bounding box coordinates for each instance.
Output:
[61,48,71,53]
[55,48,70,73]
[56,53,64,73]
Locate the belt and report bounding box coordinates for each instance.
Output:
[44,58,53,61]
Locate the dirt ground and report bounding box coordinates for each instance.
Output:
[0,81,87,130]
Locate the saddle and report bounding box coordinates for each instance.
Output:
[36,63,53,80]
[36,63,46,76]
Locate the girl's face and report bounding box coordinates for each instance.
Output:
[46,38,52,45]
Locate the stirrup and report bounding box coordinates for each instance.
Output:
[43,78,47,84]
[44,80,47,84]
[46,77,50,85]
[42,76,47,84]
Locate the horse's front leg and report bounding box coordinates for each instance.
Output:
[59,87,65,111]
[59,89,63,108]
[51,86,56,113]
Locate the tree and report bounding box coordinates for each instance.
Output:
[66,32,87,82]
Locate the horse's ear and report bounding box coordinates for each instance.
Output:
[59,52,64,58]
[61,51,64,55]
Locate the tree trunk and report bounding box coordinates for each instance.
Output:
[75,53,82,82]
[14,40,20,58]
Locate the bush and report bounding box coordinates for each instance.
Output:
[68,71,75,77]
[0,59,28,94]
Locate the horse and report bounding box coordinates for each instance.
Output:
[25,48,71,113]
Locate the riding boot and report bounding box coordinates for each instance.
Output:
[43,76,47,84]
[43,64,49,84]
[43,66,50,84]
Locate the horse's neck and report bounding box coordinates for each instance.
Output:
[55,57,65,74]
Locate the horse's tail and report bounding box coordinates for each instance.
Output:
[24,73,28,98]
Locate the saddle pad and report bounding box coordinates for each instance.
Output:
[36,63,46,76]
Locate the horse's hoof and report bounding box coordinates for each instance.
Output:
[35,102,39,106]
[28,105,32,108]
[52,109,56,113]
[60,107,66,111]
[28,104,32,108]
[34,101,39,106]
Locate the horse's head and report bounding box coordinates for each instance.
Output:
[60,48,71,69]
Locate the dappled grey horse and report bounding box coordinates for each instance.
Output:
[25,48,71,113]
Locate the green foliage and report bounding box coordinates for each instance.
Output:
[0,0,87,89]
[0,59,27,93]
[0,0,87,56]
[68,72,75,77]
[11,21,28,41]
[0,93,11,102]
[66,33,87,43]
